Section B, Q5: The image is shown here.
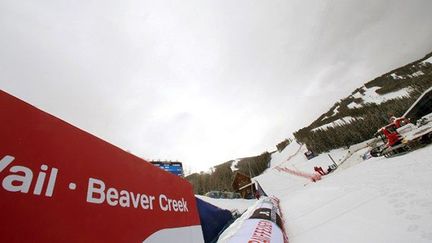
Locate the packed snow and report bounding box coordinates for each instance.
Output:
[264,143,432,243]
[207,139,432,242]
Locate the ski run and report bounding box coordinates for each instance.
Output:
[201,141,432,242]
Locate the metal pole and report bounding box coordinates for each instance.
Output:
[247,162,254,198]
[328,154,338,167]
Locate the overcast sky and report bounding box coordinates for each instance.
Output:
[1,0,432,172]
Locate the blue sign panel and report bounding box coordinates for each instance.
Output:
[150,161,184,177]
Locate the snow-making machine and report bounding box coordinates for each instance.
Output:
[371,87,432,158]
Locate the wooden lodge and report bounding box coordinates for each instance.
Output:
[231,172,256,199]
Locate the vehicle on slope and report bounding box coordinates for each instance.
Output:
[304,150,317,160]
[371,87,432,158]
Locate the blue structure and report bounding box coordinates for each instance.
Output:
[195,197,234,243]
[150,161,184,177]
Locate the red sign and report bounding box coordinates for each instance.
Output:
[0,90,203,242]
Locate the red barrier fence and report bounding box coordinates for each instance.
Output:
[275,166,321,182]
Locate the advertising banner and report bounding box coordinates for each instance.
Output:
[217,197,288,243]
[0,90,203,242]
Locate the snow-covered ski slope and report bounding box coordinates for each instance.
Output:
[255,142,432,242]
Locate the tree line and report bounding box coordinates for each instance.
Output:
[185,152,272,195]
[294,52,432,153]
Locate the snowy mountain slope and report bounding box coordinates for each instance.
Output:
[294,52,432,153]
[321,53,432,125]
[254,142,432,242]
[312,84,412,131]
[267,141,304,169]
[320,85,413,124]
[311,116,363,132]
[269,141,364,175]
[255,142,347,195]
[345,55,432,113]
[196,53,432,243]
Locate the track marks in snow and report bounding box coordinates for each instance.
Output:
[290,192,383,239]
[395,209,406,215]
[421,232,432,240]
[407,224,419,232]
[256,143,432,242]
[384,188,432,239]
[406,214,421,220]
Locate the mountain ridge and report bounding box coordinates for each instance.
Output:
[187,51,432,194]
[294,51,432,153]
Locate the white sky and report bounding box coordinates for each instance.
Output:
[1,0,432,172]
